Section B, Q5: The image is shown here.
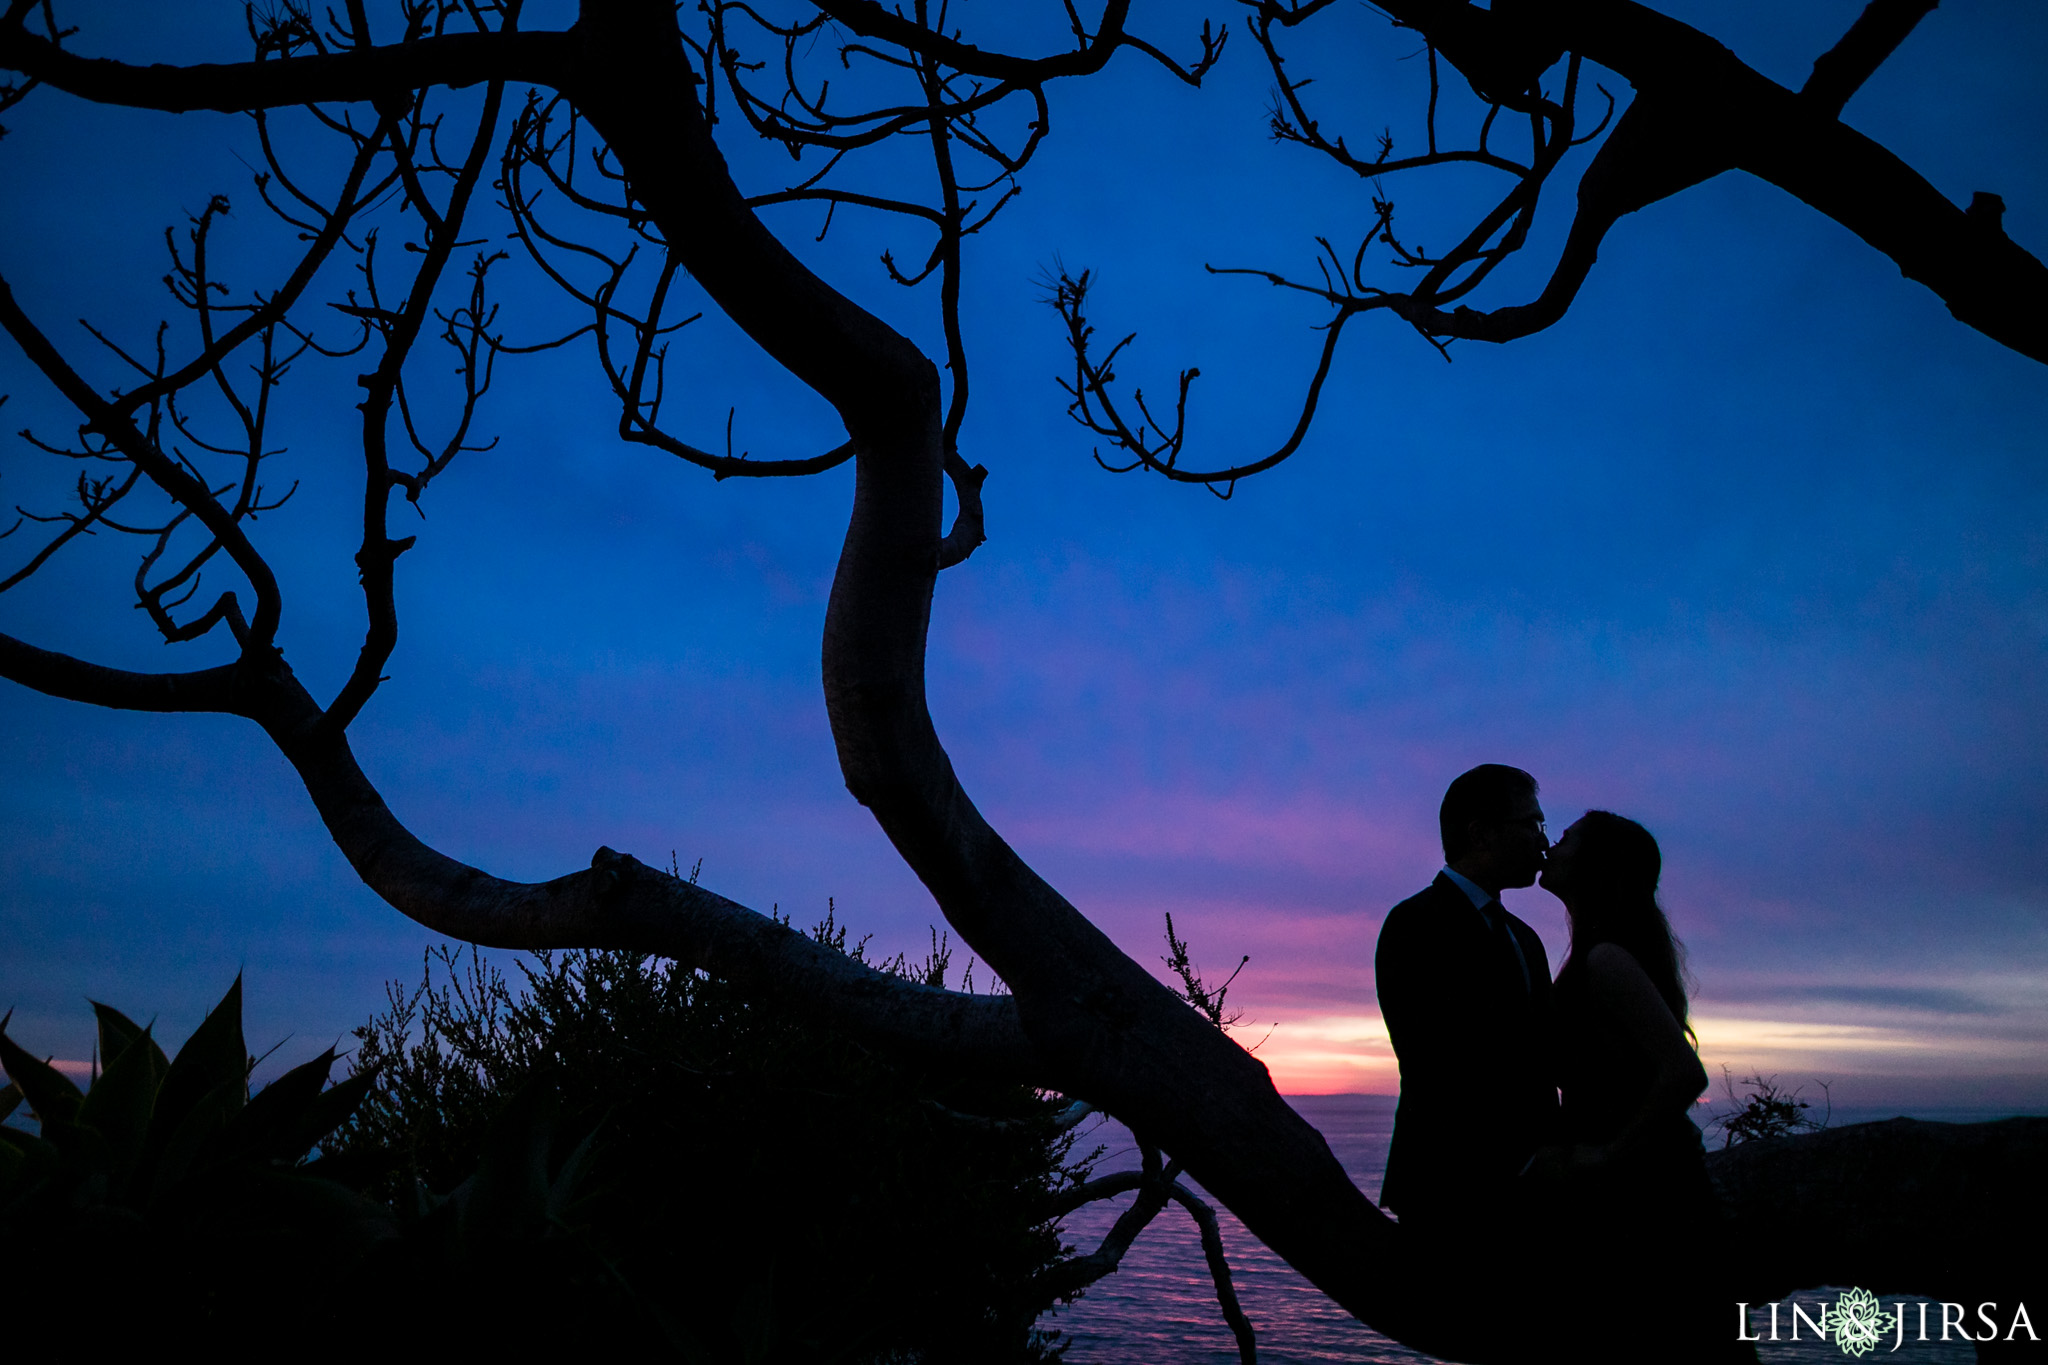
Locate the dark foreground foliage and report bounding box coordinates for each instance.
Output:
[0,925,1093,1362]
[0,979,391,1352]
[323,919,1090,1362]
[1705,1068,1831,1149]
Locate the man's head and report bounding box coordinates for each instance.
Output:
[1439,764,1548,894]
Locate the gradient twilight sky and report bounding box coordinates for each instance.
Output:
[2,3,2045,1107]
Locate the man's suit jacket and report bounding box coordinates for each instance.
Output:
[1375,873,1558,1226]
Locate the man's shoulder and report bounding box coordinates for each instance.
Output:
[1387,875,1464,919]
[1378,877,1465,948]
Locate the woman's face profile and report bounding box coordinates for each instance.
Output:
[1539,820,1586,898]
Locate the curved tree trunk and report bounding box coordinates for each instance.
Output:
[534,0,1463,1351]
[547,3,1451,1350]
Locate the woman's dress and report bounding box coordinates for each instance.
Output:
[1551,947,1747,1362]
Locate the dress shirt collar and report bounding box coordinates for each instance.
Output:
[1442,865,1533,994]
[1440,865,1494,910]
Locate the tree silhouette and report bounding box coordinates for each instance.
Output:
[2,3,2042,1359]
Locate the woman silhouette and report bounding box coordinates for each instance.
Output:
[1530,811,1753,1363]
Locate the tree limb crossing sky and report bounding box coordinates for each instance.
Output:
[1,1,2043,1108]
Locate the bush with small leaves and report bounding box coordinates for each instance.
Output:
[322,920,1093,1362]
[1705,1068,1831,1148]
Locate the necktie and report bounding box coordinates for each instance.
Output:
[1485,899,1533,996]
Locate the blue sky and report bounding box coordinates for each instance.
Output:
[3,1,2045,1106]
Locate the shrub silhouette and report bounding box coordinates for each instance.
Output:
[1706,1067,1831,1149]
[2,941,1088,1361]
[324,928,1093,1362]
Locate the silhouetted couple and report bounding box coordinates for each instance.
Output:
[1376,764,1749,1363]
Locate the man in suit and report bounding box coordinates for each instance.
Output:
[1376,763,1559,1240]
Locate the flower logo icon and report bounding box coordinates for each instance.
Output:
[1832,1287,1887,1357]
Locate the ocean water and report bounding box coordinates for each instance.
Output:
[1041,1097,2034,1364]
[1043,1094,1427,1364]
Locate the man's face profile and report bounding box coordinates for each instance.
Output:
[1469,792,1548,890]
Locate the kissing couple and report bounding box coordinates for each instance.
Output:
[1376,764,1753,1363]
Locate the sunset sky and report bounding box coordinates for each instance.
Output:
[3,2,2045,1109]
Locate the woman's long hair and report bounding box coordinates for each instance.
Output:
[1559,810,1695,1040]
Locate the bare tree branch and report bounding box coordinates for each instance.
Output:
[0,630,241,712]
[1802,0,1940,119]
[538,7,1428,1346]
[1048,262,1368,494]
[1035,1141,1179,1299]
[0,19,568,113]
[1167,1179,1260,1365]
[0,464,141,592]
[1413,0,2048,360]
[809,0,1223,88]
[0,276,283,645]
[1075,0,2042,491]
[0,623,1037,1074]
[326,70,510,734]
[935,452,987,569]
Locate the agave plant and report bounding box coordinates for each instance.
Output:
[0,975,627,1349]
[0,977,397,1346]
[0,976,384,1214]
